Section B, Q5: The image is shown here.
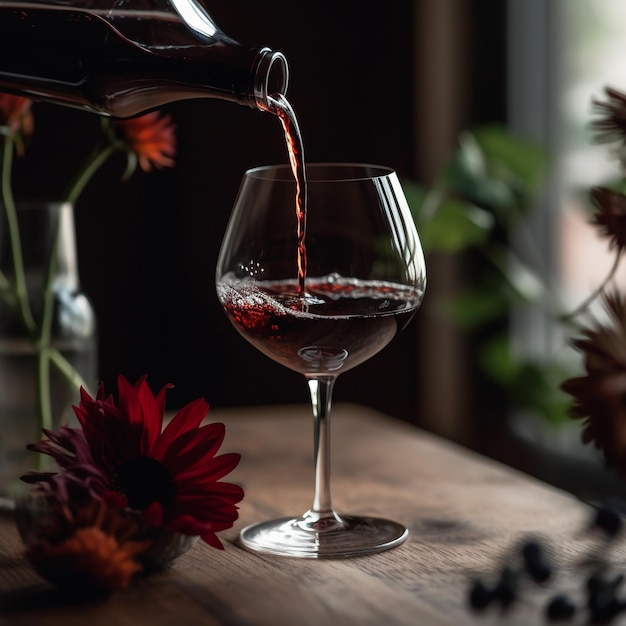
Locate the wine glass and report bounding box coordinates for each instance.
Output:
[215,163,426,558]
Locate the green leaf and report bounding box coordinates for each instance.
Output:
[419,199,494,254]
[479,336,577,426]
[484,245,547,305]
[442,127,547,213]
[473,125,546,192]
[440,288,509,328]
[510,362,574,427]
[444,133,517,209]
[455,130,486,178]
[478,333,520,385]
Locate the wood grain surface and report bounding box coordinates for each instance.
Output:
[1,403,624,625]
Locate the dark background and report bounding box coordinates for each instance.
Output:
[11,1,506,428]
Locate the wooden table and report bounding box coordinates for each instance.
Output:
[1,403,624,625]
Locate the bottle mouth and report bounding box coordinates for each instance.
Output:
[252,48,289,111]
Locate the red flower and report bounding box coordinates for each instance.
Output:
[0,93,34,136]
[24,375,244,550]
[114,111,176,172]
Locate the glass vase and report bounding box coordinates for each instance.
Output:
[0,202,97,505]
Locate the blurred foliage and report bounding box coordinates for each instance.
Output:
[404,124,575,427]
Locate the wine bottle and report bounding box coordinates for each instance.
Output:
[0,0,288,118]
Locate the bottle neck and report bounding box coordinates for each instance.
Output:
[248,48,289,111]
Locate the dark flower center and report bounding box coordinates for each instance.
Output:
[114,456,176,510]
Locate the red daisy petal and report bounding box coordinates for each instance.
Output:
[171,510,240,529]
[175,481,245,502]
[154,398,209,459]
[200,532,225,550]
[172,495,244,519]
[174,452,241,484]
[161,422,226,469]
[167,514,213,537]
[117,375,153,454]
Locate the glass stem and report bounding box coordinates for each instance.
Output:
[305,375,342,527]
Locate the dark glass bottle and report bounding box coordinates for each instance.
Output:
[0,0,288,118]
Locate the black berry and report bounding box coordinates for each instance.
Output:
[522,539,552,582]
[494,566,518,609]
[589,597,626,623]
[469,579,494,610]
[546,595,576,621]
[527,560,552,583]
[587,571,624,609]
[522,540,543,563]
[592,504,623,537]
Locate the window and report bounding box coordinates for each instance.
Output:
[509,0,626,332]
[507,0,626,496]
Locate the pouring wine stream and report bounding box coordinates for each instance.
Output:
[266,93,344,531]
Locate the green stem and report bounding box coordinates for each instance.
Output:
[33,208,61,437]
[0,134,36,336]
[36,349,52,434]
[66,142,116,204]
[55,139,119,400]
[0,270,19,311]
[47,348,89,392]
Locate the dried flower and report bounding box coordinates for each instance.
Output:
[592,87,626,144]
[21,425,112,502]
[561,292,626,474]
[23,375,244,550]
[590,187,626,253]
[591,87,626,173]
[20,496,151,594]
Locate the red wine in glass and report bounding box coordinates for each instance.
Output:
[216,156,426,558]
[218,277,419,376]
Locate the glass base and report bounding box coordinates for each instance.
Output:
[239,513,408,558]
